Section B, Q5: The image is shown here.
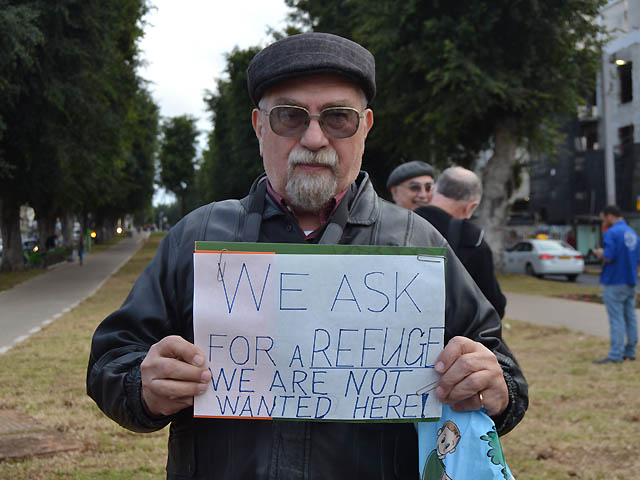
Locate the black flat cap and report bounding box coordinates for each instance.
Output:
[386,161,435,189]
[247,32,376,105]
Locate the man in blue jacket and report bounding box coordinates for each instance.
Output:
[593,205,639,364]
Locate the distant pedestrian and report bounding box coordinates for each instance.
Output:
[45,234,57,250]
[593,205,639,364]
[387,160,436,210]
[415,166,506,318]
[78,236,84,266]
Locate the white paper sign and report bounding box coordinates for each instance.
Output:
[193,250,445,422]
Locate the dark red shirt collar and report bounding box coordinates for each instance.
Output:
[266,180,349,239]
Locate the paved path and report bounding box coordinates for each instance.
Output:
[0,231,148,354]
[505,291,613,339]
[0,234,620,354]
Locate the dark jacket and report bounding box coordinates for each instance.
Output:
[87,173,527,480]
[415,206,507,318]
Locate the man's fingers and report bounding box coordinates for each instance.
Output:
[433,337,509,415]
[152,335,205,366]
[435,349,493,397]
[436,367,487,398]
[146,377,208,400]
[434,336,482,373]
[447,382,507,416]
[140,337,212,417]
[448,396,481,414]
[144,356,210,384]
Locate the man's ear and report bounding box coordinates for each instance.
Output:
[390,185,399,203]
[251,108,264,156]
[362,109,374,138]
[465,200,479,219]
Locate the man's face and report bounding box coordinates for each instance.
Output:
[252,74,373,213]
[600,212,615,228]
[390,175,434,210]
[436,427,459,457]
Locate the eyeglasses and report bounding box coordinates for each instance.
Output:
[261,105,365,139]
[403,182,433,193]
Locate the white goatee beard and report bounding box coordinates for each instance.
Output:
[285,147,339,213]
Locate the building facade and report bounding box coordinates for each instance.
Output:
[524,0,640,254]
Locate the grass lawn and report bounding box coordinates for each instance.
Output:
[0,243,638,478]
[501,319,640,479]
[0,269,47,293]
[0,235,167,479]
[497,272,602,297]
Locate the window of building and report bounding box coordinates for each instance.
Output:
[618,124,634,157]
[619,124,634,145]
[579,123,599,151]
[618,62,633,103]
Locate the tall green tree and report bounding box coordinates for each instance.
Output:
[122,86,160,221]
[0,0,153,270]
[287,0,606,266]
[201,47,263,202]
[0,1,42,268]
[159,115,199,217]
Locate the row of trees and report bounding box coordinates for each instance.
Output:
[1,0,608,270]
[196,0,606,266]
[0,0,158,271]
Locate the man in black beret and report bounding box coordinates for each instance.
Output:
[387,160,436,210]
[87,32,527,479]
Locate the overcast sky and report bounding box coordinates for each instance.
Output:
[138,0,291,204]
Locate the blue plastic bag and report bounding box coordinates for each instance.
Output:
[417,405,515,480]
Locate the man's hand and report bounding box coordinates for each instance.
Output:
[434,336,509,416]
[593,247,604,260]
[140,335,211,417]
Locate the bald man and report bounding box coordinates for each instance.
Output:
[415,167,506,318]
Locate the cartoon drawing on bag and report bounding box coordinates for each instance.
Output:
[422,420,461,480]
[480,426,510,480]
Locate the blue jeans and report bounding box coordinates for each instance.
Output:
[602,284,638,360]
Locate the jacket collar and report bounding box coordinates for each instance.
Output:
[346,171,379,226]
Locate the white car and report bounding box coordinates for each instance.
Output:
[503,239,585,281]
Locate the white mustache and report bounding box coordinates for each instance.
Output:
[288,147,339,170]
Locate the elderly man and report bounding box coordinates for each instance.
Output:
[387,160,436,210]
[415,167,506,318]
[87,33,527,479]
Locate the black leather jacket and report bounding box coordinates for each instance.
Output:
[415,205,507,318]
[87,173,527,479]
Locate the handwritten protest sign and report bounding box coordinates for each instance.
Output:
[193,242,446,422]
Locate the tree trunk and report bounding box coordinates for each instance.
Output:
[476,120,518,272]
[36,206,57,251]
[60,212,74,249]
[0,197,26,272]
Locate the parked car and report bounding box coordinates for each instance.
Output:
[503,239,585,281]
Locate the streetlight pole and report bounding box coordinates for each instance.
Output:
[601,50,617,206]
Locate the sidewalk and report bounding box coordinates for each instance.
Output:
[0,240,615,352]
[505,291,612,339]
[0,231,149,354]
